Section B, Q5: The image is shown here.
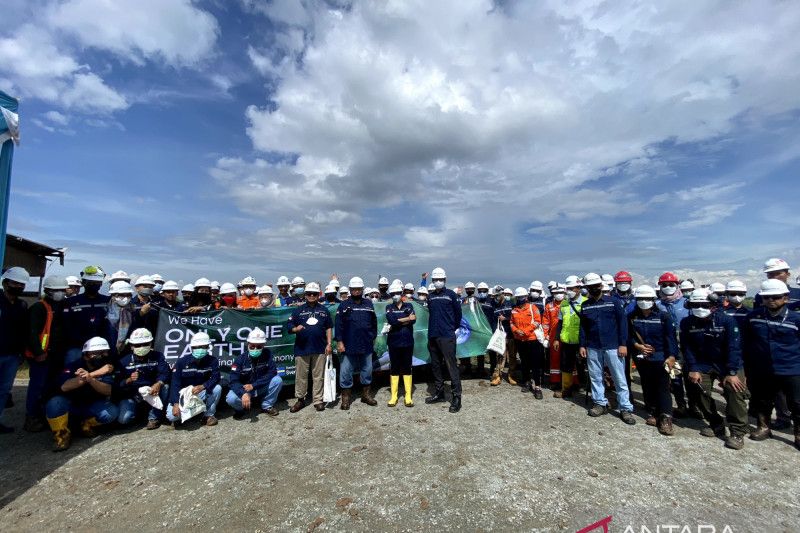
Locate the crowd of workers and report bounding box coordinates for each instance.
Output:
[0,257,798,454]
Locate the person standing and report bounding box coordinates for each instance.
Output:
[510,287,546,400]
[579,273,636,425]
[0,267,30,433]
[385,282,416,407]
[288,283,333,413]
[63,266,110,365]
[335,277,378,410]
[424,267,463,413]
[543,284,564,392]
[553,276,586,398]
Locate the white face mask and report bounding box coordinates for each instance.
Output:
[554,293,565,301]
[568,289,580,300]
[114,296,131,307]
[392,294,402,302]
[260,297,272,306]
[660,285,677,296]
[50,291,66,302]
[617,283,631,293]
[637,300,654,310]
[529,291,541,298]
[692,307,712,318]
[244,288,254,296]
[729,295,744,305]
[433,280,445,290]
[133,346,151,357]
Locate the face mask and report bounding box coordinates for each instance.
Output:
[683,290,693,299]
[529,291,541,299]
[294,287,305,297]
[248,348,262,358]
[192,348,208,359]
[154,283,164,292]
[554,293,565,302]
[729,295,744,305]
[708,293,720,302]
[568,289,579,300]
[196,292,211,305]
[660,285,677,296]
[260,297,273,306]
[83,283,101,296]
[138,287,154,297]
[242,288,253,296]
[588,287,602,297]
[494,294,503,302]
[692,308,712,319]
[637,300,654,310]
[50,291,66,302]
[114,296,131,307]
[222,295,237,306]
[617,283,631,293]
[418,295,427,301]
[392,294,402,302]
[515,297,527,306]
[133,346,151,357]
[465,290,475,297]
[477,292,488,300]
[580,288,588,296]
[433,280,445,290]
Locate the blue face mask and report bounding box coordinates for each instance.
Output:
[192,348,208,359]
[248,348,262,358]
[294,287,305,297]
[477,292,488,300]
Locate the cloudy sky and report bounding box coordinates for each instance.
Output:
[2,0,799,291]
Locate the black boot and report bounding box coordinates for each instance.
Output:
[449,396,462,413]
[425,390,446,404]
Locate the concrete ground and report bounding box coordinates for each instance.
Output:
[0,375,798,532]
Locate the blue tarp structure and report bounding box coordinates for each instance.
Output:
[0,91,20,269]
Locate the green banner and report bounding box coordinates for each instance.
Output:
[155,301,493,383]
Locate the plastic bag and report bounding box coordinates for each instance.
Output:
[486,321,507,354]
[178,385,206,422]
[380,323,391,335]
[138,385,163,410]
[665,359,683,379]
[323,355,337,403]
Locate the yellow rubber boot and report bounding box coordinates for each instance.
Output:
[81,417,100,438]
[403,375,414,407]
[47,414,71,452]
[388,376,399,407]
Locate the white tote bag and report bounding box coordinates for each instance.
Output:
[178,385,206,422]
[486,319,507,354]
[529,304,546,346]
[323,355,337,403]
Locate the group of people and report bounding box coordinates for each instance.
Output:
[0,258,798,454]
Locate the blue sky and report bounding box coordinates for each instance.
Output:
[2,0,799,292]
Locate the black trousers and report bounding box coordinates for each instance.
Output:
[428,337,461,397]
[637,359,673,417]
[560,343,586,388]
[518,340,545,387]
[388,345,413,375]
[749,372,800,426]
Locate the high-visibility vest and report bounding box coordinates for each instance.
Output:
[25,299,53,359]
[559,296,585,344]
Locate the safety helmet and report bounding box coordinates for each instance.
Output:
[161,280,180,291]
[726,280,747,293]
[709,282,726,294]
[128,328,154,345]
[583,273,602,286]
[404,282,415,291]
[109,270,130,283]
[109,281,133,295]
[134,275,155,287]
[547,281,557,290]
[194,278,212,289]
[679,280,695,291]
[513,287,527,298]
[759,279,789,296]
[477,282,489,290]
[247,327,267,344]
[210,281,220,291]
[388,282,403,294]
[190,332,211,347]
[431,267,446,279]
[43,275,68,290]
[763,258,790,274]
[82,336,110,352]
[65,275,82,287]
[220,282,237,295]
[565,275,581,288]
[658,272,679,284]
[257,285,273,295]
[339,287,349,295]
[378,276,389,286]
[240,276,257,287]
[277,276,290,286]
[324,284,337,294]
[551,284,565,293]
[689,288,711,304]
[634,285,657,299]
[305,282,321,294]
[182,284,195,293]
[503,287,513,296]
[291,276,305,287]
[529,280,544,291]
[349,277,365,289]
[417,286,428,295]
[614,271,633,283]
[80,266,105,282]
[601,274,614,284]
[464,281,476,289]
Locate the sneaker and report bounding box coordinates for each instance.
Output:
[533,388,543,400]
[657,416,675,436]
[724,434,744,450]
[204,415,218,426]
[146,419,161,430]
[700,425,726,439]
[588,404,609,417]
[262,407,279,417]
[645,415,657,426]
[620,411,636,425]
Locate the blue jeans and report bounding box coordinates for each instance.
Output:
[0,354,20,422]
[586,348,634,412]
[166,384,222,422]
[226,376,284,412]
[117,385,170,425]
[45,395,119,425]
[339,352,373,389]
[26,358,51,418]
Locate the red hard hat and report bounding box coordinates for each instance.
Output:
[658,272,679,284]
[613,271,632,283]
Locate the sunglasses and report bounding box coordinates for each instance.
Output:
[761,295,785,301]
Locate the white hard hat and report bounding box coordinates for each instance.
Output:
[109,270,130,282]
[339,286,349,294]
[565,275,582,288]
[601,274,614,284]
[551,284,565,293]
[709,282,726,294]
[583,273,602,286]
[257,285,273,295]
[388,282,403,294]
[210,281,220,290]
[247,327,267,344]
[109,281,133,295]
[182,284,195,292]
[324,284,337,294]
[190,331,211,347]
[763,258,790,274]
[365,287,374,295]
[464,281,476,289]
[547,281,557,289]
[417,286,428,295]
[477,282,489,290]
[43,275,68,290]
[404,282,415,291]
[162,280,180,291]
[241,276,257,286]
[291,276,305,286]
[151,274,164,283]
[80,266,105,282]
[679,280,695,290]
[128,328,154,345]
[277,276,290,286]
[689,288,711,303]
[349,276,364,289]
[331,278,341,289]
[134,275,155,287]
[503,287,513,296]
[431,267,446,279]
[65,275,82,287]
[726,280,747,293]
[759,279,789,296]
[514,287,527,297]
[220,282,237,294]
[488,287,496,296]
[378,277,389,285]
[634,285,657,299]
[82,336,110,352]
[194,278,212,288]
[305,282,321,293]
[529,281,544,291]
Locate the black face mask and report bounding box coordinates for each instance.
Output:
[83,283,101,296]
[326,295,337,302]
[588,287,602,297]
[4,285,24,297]
[466,290,475,297]
[196,292,212,305]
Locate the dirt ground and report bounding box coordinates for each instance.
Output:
[1,373,798,532]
